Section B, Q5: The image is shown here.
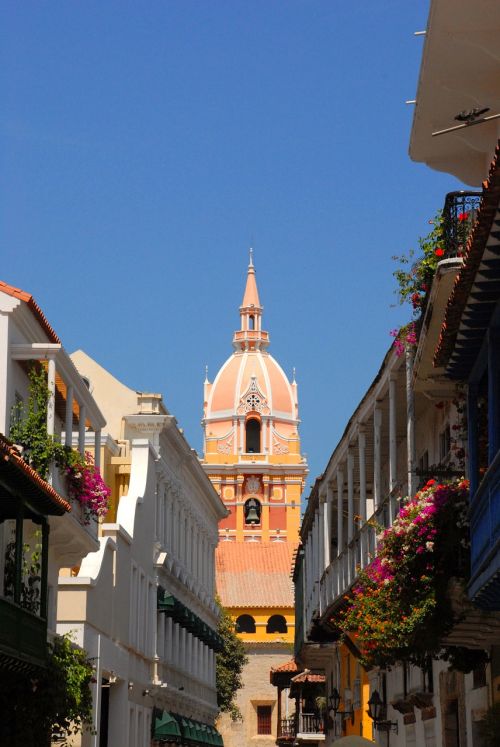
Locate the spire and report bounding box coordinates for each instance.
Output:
[241,247,261,309]
[233,252,269,352]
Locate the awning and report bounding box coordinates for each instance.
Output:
[169,714,223,746]
[157,588,224,652]
[154,710,182,742]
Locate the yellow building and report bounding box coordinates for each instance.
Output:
[202,253,308,746]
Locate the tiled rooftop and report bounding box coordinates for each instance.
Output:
[215,541,297,608]
[0,280,61,344]
[0,435,71,514]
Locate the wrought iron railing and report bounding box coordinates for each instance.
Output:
[442,191,481,258]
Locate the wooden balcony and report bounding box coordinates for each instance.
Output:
[278,714,325,743]
[469,450,500,609]
[0,597,47,671]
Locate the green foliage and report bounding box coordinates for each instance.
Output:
[0,633,95,746]
[392,213,444,313]
[9,365,73,479]
[215,598,248,721]
[4,530,42,614]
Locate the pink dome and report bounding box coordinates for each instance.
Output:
[207,350,295,421]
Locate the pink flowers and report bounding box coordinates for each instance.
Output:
[67,452,111,524]
[341,478,470,668]
[390,323,417,357]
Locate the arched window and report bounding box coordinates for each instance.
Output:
[236,614,256,633]
[249,315,255,330]
[244,497,261,525]
[266,615,288,634]
[246,418,261,453]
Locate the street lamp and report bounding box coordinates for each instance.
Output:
[328,687,354,724]
[367,690,398,734]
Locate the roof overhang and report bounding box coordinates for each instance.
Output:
[410,0,500,185]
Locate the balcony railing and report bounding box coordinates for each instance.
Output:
[469,449,500,607]
[278,715,325,740]
[0,597,47,670]
[278,717,296,739]
[316,495,400,628]
[442,191,481,258]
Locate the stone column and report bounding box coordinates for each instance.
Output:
[78,405,86,455]
[358,427,367,522]
[389,374,397,492]
[336,468,344,557]
[65,384,73,447]
[373,404,382,509]
[347,448,354,543]
[94,429,101,471]
[406,348,416,497]
[323,488,332,570]
[46,357,56,436]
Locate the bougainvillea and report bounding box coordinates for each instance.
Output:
[390,323,417,357]
[67,452,111,523]
[341,478,469,669]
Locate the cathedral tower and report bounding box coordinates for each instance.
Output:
[202,251,307,543]
[202,253,308,746]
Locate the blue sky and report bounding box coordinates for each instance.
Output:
[1,1,464,489]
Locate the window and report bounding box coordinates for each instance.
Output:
[245,418,261,453]
[266,615,287,634]
[257,705,272,735]
[439,425,451,462]
[236,614,256,633]
[249,315,255,330]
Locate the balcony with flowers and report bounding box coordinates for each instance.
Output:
[8,360,108,564]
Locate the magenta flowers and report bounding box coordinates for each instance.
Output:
[67,452,111,524]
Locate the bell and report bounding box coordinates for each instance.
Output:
[246,505,260,524]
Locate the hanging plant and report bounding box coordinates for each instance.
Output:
[66,452,111,523]
[10,364,110,522]
[340,479,471,670]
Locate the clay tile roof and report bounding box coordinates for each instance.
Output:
[290,670,325,684]
[0,435,71,514]
[434,141,500,369]
[270,659,300,674]
[0,281,61,344]
[215,541,297,608]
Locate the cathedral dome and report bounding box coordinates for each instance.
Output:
[207,349,296,421]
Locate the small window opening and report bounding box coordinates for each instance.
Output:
[236,614,256,633]
[246,418,261,453]
[266,615,287,634]
[249,315,255,330]
[257,706,272,735]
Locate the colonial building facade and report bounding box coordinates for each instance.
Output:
[202,255,308,746]
[57,351,227,747]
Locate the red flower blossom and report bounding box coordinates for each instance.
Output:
[435,247,445,257]
[458,211,469,222]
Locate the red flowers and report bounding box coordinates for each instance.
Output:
[458,211,469,222]
[435,247,445,257]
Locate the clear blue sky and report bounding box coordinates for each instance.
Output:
[1,1,464,489]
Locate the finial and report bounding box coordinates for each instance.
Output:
[292,367,296,383]
[204,365,209,383]
[249,247,254,267]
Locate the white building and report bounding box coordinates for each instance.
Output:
[0,281,105,637]
[58,351,227,747]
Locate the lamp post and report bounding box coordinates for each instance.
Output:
[367,689,398,737]
[328,687,354,726]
